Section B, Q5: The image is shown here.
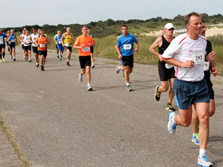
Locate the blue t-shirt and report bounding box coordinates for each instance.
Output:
[55,35,63,45]
[116,33,138,56]
[0,34,7,46]
[8,34,16,45]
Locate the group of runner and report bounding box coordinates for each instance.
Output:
[0,12,218,166]
[114,12,217,167]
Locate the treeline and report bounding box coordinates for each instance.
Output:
[3,13,223,38]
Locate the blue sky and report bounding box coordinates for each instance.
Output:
[2,0,223,27]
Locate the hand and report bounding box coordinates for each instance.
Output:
[119,54,122,59]
[206,51,215,61]
[183,60,194,68]
[159,55,163,62]
[134,48,138,52]
[211,67,218,76]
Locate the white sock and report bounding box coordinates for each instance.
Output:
[88,83,91,88]
[126,82,130,86]
[171,116,176,124]
[199,149,206,157]
[67,60,69,62]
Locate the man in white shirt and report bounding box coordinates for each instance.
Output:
[162,12,215,167]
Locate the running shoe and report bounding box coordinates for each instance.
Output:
[115,64,121,73]
[167,111,177,135]
[197,154,213,167]
[127,85,132,92]
[2,58,6,62]
[0,59,2,63]
[29,59,32,63]
[57,55,59,59]
[78,73,83,83]
[13,58,16,61]
[66,61,70,67]
[154,86,161,101]
[87,85,93,91]
[41,65,44,71]
[166,102,176,111]
[191,134,200,145]
[60,56,62,61]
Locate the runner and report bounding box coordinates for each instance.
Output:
[23,30,32,62]
[87,28,95,68]
[61,27,73,66]
[73,25,95,91]
[54,30,63,61]
[54,32,59,59]
[149,23,176,111]
[162,12,215,167]
[6,31,11,53]
[19,28,26,60]
[191,20,218,145]
[0,29,7,63]
[115,25,139,91]
[31,28,39,67]
[36,29,50,71]
[7,29,17,61]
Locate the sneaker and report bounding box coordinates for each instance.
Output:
[60,56,62,61]
[166,102,176,111]
[191,134,200,145]
[36,63,39,68]
[154,86,161,101]
[127,85,132,92]
[87,85,93,91]
[0,59,2,63]
[2,58,6,62]
[167,111,177,135]
[197,154,213,167]
[78,74,83,83]
[115,64,121,73]
[41,65,44,71]
[66,61,70,67]
[29,59,32,62]
[13,58,16,61]
[57,55,59,59]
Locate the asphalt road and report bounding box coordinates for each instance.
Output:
[0,48,223,167]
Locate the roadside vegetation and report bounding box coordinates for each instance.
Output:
[4,13,223,74]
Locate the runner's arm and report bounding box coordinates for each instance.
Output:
[162,57,194,68]
[149,36,163,61]
[115,45,122,59]
[134,42,139,52]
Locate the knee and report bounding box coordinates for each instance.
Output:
[182,121,191,127]
[162,86,169,92]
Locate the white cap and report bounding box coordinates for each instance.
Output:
[165,23,174,30]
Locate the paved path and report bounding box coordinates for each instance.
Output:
[0,48,223,167]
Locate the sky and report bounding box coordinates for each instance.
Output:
[1,0,223,27]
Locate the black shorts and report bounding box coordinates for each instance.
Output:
[22,44,24,50]
[90,46,94,54]
[0,45,5,50]
[204,71,214,99]
[24,45,31,51]
[79,56,91,69]
[10,44,16,49]
[32,46,38,54]
[158,60,175,81]
[66,47,72,52]
[122,55,134,68]
[38,50,47,57]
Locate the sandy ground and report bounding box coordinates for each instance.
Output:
[144,27,223,37]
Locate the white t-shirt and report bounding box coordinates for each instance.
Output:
[162,33,207,81]
[23,35,31,46]
[31,33,39,47]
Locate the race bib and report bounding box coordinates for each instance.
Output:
[11,39,15,42]
[82,47,90,52]
[58,41,62,44]
[191,52,205,64]
[204,61,210,71]
[0,40,3,44]
[165,63,174,69]
[123,44,132,50]
[40,44,45,48]
[65,43,70,47]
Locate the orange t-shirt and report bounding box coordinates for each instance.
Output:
[74,35,94,56]
[37,37,47,51]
